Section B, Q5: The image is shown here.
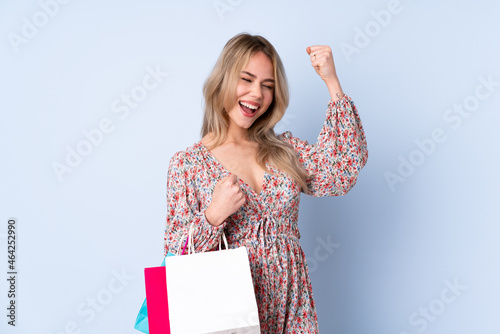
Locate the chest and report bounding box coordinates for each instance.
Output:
[209,145,266,195]
[190,147,302,215]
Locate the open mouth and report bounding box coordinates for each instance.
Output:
[239,101,260,117]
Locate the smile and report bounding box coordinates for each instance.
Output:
[239,101,260,117]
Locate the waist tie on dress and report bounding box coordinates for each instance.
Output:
[256,212,299,250]
[257,211,277,250]
[256,211,276,323]
[256,212,300,324]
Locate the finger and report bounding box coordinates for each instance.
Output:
[308,46,332,57]
[307,45,321,53]
[311,54,326,67]
[311,54,327,66]
[307,47,318,60]
[310,53,323,63]
[236,189,246,201]
[217,174,232,187]
[309,50,327,63]
[307,45,327,57]
[226,173,238,184]
[311,49,329,58]
[311,50,333,66]
[308,45,330,52]
[232,185,244,200]
[307,46,323,60]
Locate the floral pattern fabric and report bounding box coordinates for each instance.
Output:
[164,95,368,333]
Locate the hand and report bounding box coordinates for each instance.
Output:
[306,45,344,101]
[205,174,246,226]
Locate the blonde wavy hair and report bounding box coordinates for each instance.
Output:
[201,33,309,191]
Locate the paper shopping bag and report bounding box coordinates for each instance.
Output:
[144,266,170,334]
[135,252,175,333]
[165,246,260,334]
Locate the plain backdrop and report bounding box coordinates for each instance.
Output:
[1,0,499,333]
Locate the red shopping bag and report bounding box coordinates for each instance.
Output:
[144,266,170,334]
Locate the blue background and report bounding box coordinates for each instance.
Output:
[1,0,499,333]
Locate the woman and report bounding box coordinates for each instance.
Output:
[164,33,368,333]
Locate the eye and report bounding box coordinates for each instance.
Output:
[262,84,274,90]
[241,77,251,82]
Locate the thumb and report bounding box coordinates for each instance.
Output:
[219,174,231,183]
[306,46,312,55]
[227,173,238,184]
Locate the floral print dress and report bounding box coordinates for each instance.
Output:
[163,95,368,333]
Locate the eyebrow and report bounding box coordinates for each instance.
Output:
[241,71,275,83]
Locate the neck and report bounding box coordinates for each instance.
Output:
[225,123,251,145]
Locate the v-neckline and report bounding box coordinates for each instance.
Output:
[197,141,268,197]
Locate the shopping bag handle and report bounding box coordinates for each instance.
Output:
[218,231,229,251]
[180,223,228,255]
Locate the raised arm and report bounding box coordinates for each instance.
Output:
[280,95,368,197]
[279,45,368,197]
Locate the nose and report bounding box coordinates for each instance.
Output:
[250,82,263,100]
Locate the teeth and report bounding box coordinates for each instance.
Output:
[240,102,258,110]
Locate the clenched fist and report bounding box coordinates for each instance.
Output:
[306,45,344,101]
[205,174,246,227]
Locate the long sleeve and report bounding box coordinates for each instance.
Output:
[163,151,224,256]
[279,95,368,197]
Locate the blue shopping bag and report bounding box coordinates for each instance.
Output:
[134,252,175,333]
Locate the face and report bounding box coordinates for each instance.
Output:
[225,51,275,131]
